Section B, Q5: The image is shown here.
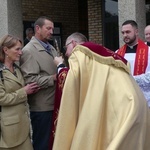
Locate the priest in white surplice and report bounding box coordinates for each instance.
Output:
[117,20,150,107]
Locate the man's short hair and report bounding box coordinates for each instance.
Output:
[67,32,88,43]
[25,28,34,35]
[34,16,53,29]
[122,20,138,29]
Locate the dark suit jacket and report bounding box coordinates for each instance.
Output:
[24,38,30,46]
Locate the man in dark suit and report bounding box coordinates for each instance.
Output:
[24,28,34,46]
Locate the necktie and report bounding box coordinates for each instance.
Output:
[46,45,51,53]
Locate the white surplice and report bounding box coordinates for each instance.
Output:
[124,48,150,107]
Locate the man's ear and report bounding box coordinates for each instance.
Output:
[35,25,40,34]
[135,29,139,36]
[72,40,77,47]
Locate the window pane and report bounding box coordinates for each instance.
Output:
[103,0,119,51]
[146,0,150,24]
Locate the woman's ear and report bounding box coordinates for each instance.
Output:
[3,46,8,55]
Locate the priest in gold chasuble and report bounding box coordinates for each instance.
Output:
[53,42,150,150]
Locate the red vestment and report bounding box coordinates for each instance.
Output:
[117,39,148,75]
[49,67,69,150]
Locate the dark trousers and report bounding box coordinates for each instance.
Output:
[30,111,53,150]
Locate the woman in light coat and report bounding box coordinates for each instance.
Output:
[0,35,40,150]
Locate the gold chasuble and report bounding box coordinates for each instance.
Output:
[53,42,150,150]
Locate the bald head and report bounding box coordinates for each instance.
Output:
[144,25,150,42]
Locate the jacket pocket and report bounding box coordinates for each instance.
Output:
[0,114,30,148]
[3,115,19,125]
[1,115,20,146]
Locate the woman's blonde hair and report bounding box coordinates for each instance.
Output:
[0,35,22,62]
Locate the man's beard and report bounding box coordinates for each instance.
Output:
[124,36,136,45]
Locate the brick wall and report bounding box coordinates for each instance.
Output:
[22,0,103,46]
[88,0,102,44]
[22,0,79,47]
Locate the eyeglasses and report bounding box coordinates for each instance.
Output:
[63,41,72,51]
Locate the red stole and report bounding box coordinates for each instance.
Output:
[117,39,148,75]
